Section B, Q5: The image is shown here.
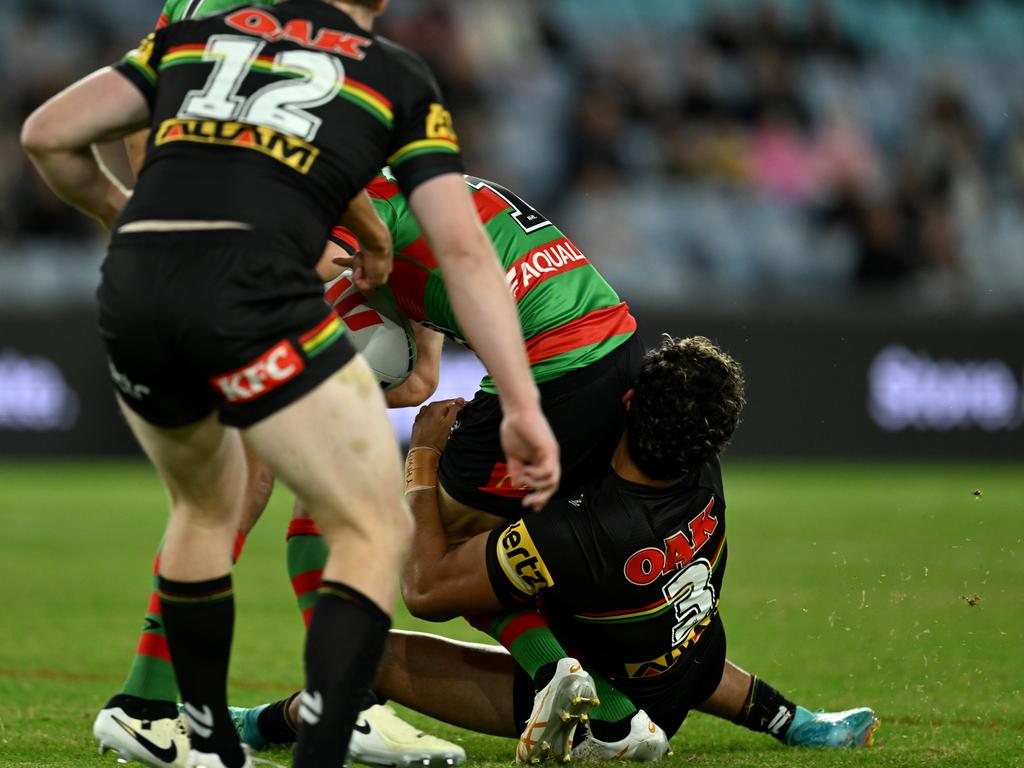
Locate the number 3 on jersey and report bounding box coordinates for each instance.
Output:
[179,35,342,141]
[661,559,715,646]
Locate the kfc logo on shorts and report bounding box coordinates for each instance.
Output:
[211,340,305,403]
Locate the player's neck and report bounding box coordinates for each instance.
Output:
[329,1,374,31]
[612,433,680,488]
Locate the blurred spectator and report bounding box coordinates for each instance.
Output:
[4,0,1024,306]
[798,0,862,65]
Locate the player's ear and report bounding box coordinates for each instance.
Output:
[622,388,634,409]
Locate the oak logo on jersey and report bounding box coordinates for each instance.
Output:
[623,496,719,586]
[426,103,457,142]
[211,340,305,403]
[505,237,589,301]
[155,119,319,174]
[496,520,554,597]
[224,9,372,59]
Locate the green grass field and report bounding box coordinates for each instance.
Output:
[1,460,1022,768]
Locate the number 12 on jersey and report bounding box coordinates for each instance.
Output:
[178,35,342,141]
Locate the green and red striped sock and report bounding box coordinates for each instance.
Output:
[471,610,567,684]
[468,610,637,734]
[287,518,327,628]
[118,531,246,703]
[119,550,177,702]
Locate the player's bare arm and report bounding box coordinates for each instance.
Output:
[339,189,393,290]
[400,399,504,620]
[21,68,147,231]
[408,173,560,509]
[385,323,443,408]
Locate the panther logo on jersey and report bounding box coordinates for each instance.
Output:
[426,103,457,142]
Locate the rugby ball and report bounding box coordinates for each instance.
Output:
[324,270,416,389]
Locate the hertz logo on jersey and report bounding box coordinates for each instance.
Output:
[496,520,554,597]
[154,118,320,174]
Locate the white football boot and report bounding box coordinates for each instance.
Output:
[572,710,671,762]
[516,658,600,764]
[94,700,189,768]
[188,744,287,768]
[347,704,466,767]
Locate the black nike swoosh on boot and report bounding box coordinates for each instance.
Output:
[111,715,179,764]
[352,720,372,735]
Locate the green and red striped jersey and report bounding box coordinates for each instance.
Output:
[332,174,636,393]
[155,0,274,29]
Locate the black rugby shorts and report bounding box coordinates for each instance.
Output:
[98,230,356,428]
[438,333,644,517]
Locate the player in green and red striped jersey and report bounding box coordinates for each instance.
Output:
[155,0,270,29]
[325,171,642,527]
[307,170,646,761]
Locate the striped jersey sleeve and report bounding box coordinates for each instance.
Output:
[114,29,170,108]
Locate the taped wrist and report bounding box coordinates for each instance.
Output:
[404,447,440,494]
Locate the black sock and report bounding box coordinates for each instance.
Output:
[105,693,179,721]
[588,714,634,742]
[257,694,299,745]
[293,581,391,768]
[734,675,797,742]
[159,573,243,765]
[158,574,244,768]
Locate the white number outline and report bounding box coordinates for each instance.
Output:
[178,35,343,142]
[180,35,263,122]
[660,558,715,647]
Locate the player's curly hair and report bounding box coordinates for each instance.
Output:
[626,335,746,481]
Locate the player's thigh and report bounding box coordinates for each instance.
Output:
[243,356,405,534]
[117,395,247,515]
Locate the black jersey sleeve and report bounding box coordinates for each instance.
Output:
[485,502,591,609]
[113,28,171,111]
[382,42,464,195]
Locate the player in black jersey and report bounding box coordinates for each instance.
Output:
[399,335,743,759]
[227,336,874,761]
[21,2,559,767]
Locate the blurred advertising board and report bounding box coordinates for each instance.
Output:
[1,306,1021,459]
[633,308,1024,460]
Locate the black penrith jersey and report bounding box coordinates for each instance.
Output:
[113,0,462,256]
[487,458,728,701]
